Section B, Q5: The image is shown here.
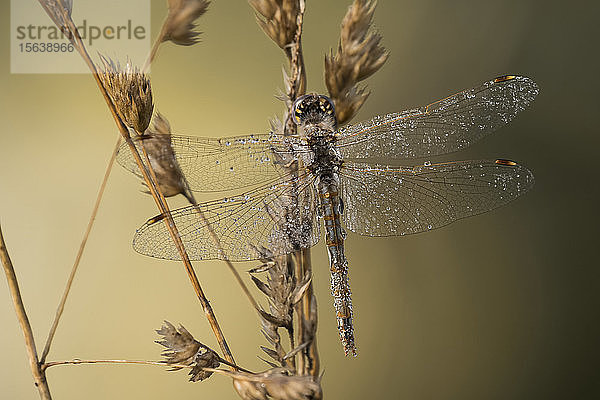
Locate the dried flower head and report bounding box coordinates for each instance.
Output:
[232,368,322,400]
[156,321,221,382]
[325,0,388,124]
[248,0,302,53]
[163,0,210,46]
[98,55,154,134]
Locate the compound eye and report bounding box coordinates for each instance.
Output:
[294,105,304,123]
[319,97,334,115]
[294,102,306,122]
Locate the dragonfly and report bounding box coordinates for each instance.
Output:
[117,75,539,356]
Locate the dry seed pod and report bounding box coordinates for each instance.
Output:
[97,56,154,134]
[325,0,388,125]
[156,321,220,382]
[164,0,210,45]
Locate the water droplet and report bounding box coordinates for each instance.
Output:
[215,160,220,165]
[427,224,432,230]
[225,141,231,146]
[229,167,234,171]
[424,161,432,166]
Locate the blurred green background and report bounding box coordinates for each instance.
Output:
[1,1,598,399]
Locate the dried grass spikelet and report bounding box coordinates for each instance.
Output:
[164,0,210,45]
[248,0,301,54]
[325,0,388,125]
[39,0,73,31]
[232,368,322,400]
[156,321,221,382]
[135,112,194,201]
[249,248,312,368]
[97,55,154,134]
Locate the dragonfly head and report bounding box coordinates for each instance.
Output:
[292,94,338,134]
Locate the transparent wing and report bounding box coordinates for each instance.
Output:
[339,159,534,236]
[132,172,320,261]
[336,75,539,159]
[116,133,305,192]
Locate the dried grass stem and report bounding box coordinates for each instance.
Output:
[1,224,53,400]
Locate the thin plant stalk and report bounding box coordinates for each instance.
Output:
[42,357,253,374]
[45,1,236,366]
[301,248,318,377]
[284,0,307,134]
[143,17,170,73]
[1,224,53,400]
[40,133,121,364]
[43,359,192,370]
[293,252,306,374]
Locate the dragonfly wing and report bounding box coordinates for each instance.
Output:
[336,75,539,160]
[339,159,534,236]
[132,173,321,261]
[116,133,302,192]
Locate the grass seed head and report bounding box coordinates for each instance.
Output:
[249,0,301,50]
[164,0,211,45]
[156,321,220,382]
[325,0,388,125]
[98,55,154,134]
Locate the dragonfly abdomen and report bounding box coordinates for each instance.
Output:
[318,176,356,356]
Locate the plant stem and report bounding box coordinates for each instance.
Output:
[43,359,189,370]
[1,224,53,400]
[40,133,121,364]
[42,358,253,374]
[293,252,306,374]
[143,16,169,73]
[301,248,319,377]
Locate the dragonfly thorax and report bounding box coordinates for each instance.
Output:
[292,94,342,176]
[304,134,342,177]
